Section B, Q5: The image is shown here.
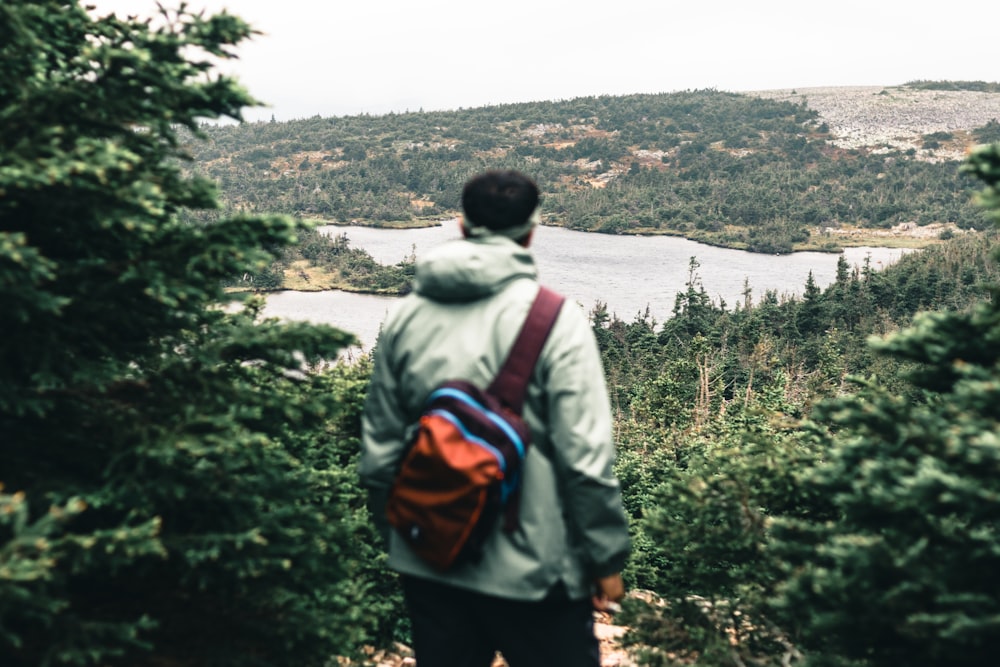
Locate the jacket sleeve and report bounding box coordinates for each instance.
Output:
[543,305,632,579]
[359,328,408,546]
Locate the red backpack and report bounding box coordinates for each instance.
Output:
[386,286,565,570]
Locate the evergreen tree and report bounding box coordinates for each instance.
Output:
[612,144,1000,667]
[661,257,720,342]
[769,143,1000,667]
[795,270,826,339]
[0,2,376,665]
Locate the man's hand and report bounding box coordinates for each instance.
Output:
[591,573,625,613]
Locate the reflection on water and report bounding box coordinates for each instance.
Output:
[264,222,914,352]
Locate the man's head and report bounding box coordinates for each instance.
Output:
[461,170,540,244]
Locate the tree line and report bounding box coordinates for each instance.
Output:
[185,85,997,254]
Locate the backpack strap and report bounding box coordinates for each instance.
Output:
[488,286,565,414]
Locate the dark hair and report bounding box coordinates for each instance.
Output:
[461,170,539,231]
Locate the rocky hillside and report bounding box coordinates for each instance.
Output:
[749,85,1000,158]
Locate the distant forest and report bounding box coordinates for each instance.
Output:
[185,85,1000,254]
[906,79,1000,92]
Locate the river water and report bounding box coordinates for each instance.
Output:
[263,222,912,353]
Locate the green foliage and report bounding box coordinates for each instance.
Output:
[599,144,1000,666]
[0,2,399,665]
[289,358,410,649]
[183,89,994,255]
[221,227,414,294]
[973,119,1000,146]
[963,143,1000,224]
[767,142,1000,666]
[905,80,1000,93]
[617,382,824,666]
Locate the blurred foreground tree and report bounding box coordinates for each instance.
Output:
[769,143,1000,666]
[0,2,371,665]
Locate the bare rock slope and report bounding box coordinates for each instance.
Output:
[749,85,1000,159]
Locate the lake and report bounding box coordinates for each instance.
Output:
[263,222,913,353]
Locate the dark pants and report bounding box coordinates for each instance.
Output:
[401,575,601,667]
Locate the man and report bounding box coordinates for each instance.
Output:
[360,170,631,666]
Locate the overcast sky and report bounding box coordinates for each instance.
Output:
[90,1,999,122]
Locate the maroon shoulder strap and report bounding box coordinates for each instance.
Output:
[488,286,565,413]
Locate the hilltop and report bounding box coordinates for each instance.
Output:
[748,85,1000,157]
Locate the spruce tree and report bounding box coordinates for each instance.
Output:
[769,144,1000,666]
[0,2,367,665]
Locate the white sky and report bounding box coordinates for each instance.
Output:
[89,1,999,122]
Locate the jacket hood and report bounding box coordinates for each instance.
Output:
[413,236,538,303]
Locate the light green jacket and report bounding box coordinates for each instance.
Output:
[359,234,630,601]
